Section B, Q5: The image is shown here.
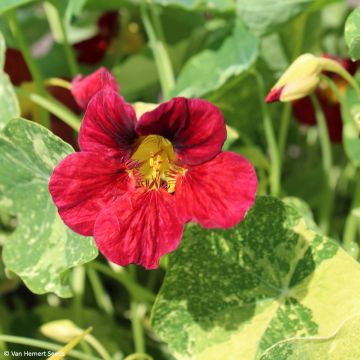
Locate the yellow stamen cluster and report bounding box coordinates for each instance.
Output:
[131,135,181,192]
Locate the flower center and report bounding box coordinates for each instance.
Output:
[131,135,178,191]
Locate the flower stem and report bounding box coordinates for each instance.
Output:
[89,262,155,303]
[45,78,72,90]
[72,266,86,326]
[85,334,112,360]
[252,70,281,196]
[0,335,100,360]
[323,76,360,132]
[320,58,360,99]
[86,266,114,316]
[7,9,49,128]
[343,173,360,250]
[43,1,79,77]
[129,266,146,355]
[278,103,292,162]
[15,87,81,132]
[140,1,175,100]
[309,94,334,234]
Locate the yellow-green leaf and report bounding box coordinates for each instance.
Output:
[260,314,360,359]
[0,118,98,297]
[151,197,360,359]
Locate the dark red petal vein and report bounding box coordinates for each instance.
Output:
[136,97,227,166]
[79,89,137,156]
[175,151,258,228]
[71,67,119,109]
[49,152,131,236]
[94,189,184,269]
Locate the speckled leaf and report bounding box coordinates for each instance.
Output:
[0,31,20,129]
[0,118,98,297]
[172,20,258,98]
[345,7,360,61]
[260,314,360,360]
[152,197,360,360]
[153,0,233,12]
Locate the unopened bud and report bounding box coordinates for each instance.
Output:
[266,54,323,102]
[40,319,82,343]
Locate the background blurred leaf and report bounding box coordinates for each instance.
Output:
[153,0,234,12]
[152,197,360,359]
[172,20,258,98]
[0,118,98,297]
[0,0,38,14]
[236,0,338,36]
[260,314,360,360]
[236,0,313,35]
[345,6,360,61]
[341,77,360,167]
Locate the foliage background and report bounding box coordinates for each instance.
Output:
[0,0,360,359]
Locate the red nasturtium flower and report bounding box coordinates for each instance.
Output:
[4,48,80,148]
[49,69,258,269]
[74,12,120,65]
[292,55,359,143]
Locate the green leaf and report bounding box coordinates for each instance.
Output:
[0,31,20,129]
[153,0,234,12]
[172,20,258,98]
[0,118,98,297]
[341,78,360,167]
[345,7,360,61]
[236,0,313,35]
[0,0,38,14]
[260,314,360,360]
[151,196,360,359]
[64,0,88,25]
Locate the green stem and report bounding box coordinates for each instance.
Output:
[45,78,72,90]
[140,1,175,100]
[310,94,334,234]
[15,87,81,132]
[7,10,49,128]
[252,70,281,196]
[0,335,100,360]
[72,266,86,326]
[278,103,291,162]
[129,267,146,354]
[89,262,155,303]
[323,76,360,132]
[43,2,79,77]
[85,334,112,360]
[87,266,114,316]
[320,58,360,99]
[59,21,79,77]
[343,174,360,249]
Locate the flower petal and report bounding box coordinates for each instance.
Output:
[71,67,119,109]
[175,151,258,228]
[49,152,131,236]
[94,189,184,269]
[136,97,227,165]
[79,89,137,155]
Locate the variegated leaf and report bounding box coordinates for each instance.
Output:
[0,118,97,297]
[152,197,360,359]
